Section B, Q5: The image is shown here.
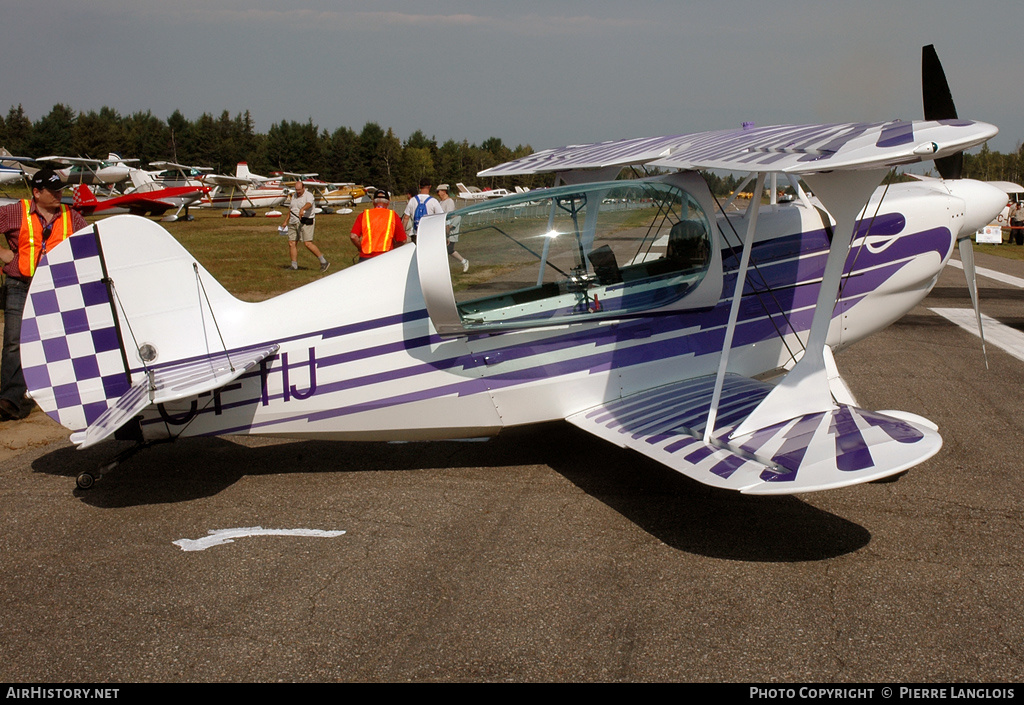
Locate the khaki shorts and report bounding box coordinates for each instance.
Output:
[287,221,315,242]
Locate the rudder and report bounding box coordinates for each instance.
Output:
[21,215,250,433]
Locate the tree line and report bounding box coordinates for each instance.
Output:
[0,103,549,196]
[8,103,1016,197]
[961,143,1024,186]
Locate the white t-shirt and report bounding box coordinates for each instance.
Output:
[288,190,315,223]
[404,194,444,228]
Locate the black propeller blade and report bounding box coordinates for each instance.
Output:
[922,44,963,179]
[923,45,989,366]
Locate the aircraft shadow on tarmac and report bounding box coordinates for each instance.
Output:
[32,422,869,563]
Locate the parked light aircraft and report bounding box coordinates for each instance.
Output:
[0,165,24,185]
[38,153,139,186]
[18,47,1009,493]
[456,182,512,200]
[278,172,367,212]
[147,161,213,189]
[198,162,288,210]
[0,149,33,185]
[70,177,210,219]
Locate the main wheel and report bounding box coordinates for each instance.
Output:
[76,472,96,490]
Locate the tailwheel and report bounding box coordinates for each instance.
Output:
[73,437,174,492]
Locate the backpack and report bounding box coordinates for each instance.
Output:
[413,195,431,231]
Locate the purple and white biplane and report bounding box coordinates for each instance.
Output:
[18,47,1009,492]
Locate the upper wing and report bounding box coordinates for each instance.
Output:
[0,155,38,165]
[202,173,253,187]
[37,156,103,165]
[149,161,213,172]
[479,120,997,177]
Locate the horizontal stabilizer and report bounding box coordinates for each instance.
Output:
[69,378,151,450]
[70,343,278,449]
[567,374,942,495]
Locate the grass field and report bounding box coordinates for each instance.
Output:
[133,207,369,301]
[0,181,374,301]
[976,240,1024,261]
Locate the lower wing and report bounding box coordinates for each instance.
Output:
[567,374,941,495]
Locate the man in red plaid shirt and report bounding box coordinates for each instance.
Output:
[0,169,87,420]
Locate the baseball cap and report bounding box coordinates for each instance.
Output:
[30,169,64,191]
[437,184,449,192]
[373,189,390,200]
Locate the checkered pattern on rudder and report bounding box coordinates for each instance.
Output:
[20,227,131,432]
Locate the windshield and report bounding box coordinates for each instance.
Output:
[445,180,713,330]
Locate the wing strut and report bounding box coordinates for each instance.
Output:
[704,172,766,444]
[731,167,890,438]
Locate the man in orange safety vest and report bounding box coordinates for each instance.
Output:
[0,169,88,420]
[349,189,408,262]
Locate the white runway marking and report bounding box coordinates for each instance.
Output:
[930,308,1024,363]
[947,259,1024,289]
[174,526,346,552]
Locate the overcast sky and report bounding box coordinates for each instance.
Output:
[2,0,1021,157]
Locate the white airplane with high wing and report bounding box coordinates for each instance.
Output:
[0,149,33,185]
[18,47,1010,493]
[277,172,367,212]
[146,161,214,189]
[456,182,512,200]
[37,153,139,186]
[198,162,288,211]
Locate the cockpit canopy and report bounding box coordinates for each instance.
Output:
[432,179,717,332]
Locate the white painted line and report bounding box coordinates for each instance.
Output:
[930,308,1024,363]
[947,259,1024,289]
[174,526,346,552]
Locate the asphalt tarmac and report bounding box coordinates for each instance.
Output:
[1,251,1022,683]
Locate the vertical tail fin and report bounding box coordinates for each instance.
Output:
[21,215,250,433]
[128,168,154,191]
[73,183,97,208]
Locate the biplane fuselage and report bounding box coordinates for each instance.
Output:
[142,174,976,440]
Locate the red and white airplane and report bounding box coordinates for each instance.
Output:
[71,176,209,220]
